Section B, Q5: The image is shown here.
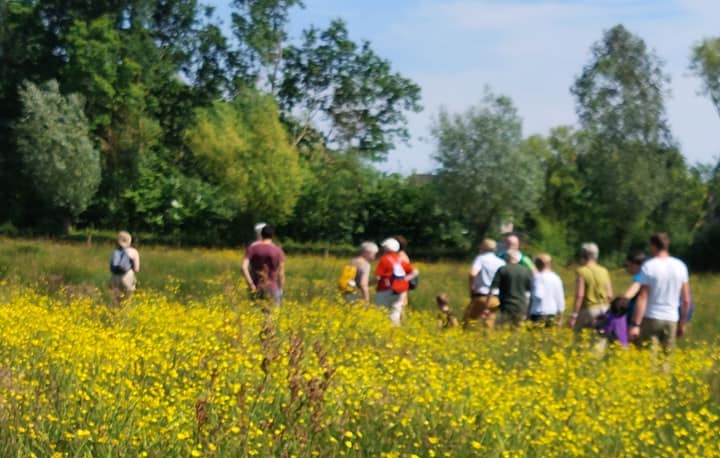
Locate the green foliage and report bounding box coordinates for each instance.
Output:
[231,0,304,84]
[280,19,422,160]
[432,89,543,241]
[15,80,101,226]
[572,24,671,144]
[185,91,302,223]
[691,36,720,117]
[570,24,691,251]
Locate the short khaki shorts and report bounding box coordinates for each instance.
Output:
[638,318,677,352]
[574,304,609,333]
[463,295,501,329]
[110,270,136,292]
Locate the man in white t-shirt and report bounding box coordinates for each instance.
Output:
[463,238,506,328]
[629,233,691,352]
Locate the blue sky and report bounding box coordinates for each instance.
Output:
[209,0,720,173]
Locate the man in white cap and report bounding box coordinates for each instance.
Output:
[375,238,419,325]
[109,230,140,303]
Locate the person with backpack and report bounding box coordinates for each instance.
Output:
[109,231,140,303]
[339,242,379,304]
[375,238,418,326]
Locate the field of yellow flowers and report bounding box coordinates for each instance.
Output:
[0,238,719,457]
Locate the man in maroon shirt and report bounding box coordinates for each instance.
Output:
[242,225,285,304]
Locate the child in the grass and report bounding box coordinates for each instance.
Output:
[436,293,459,329]
[595,297,630,347]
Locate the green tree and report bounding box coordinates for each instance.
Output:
[231,0,304,87]
[571,24,681,251]
[431,89,543,241]
[279,19,422,160]
[525,128,586,260]
[185,90,302,223]
[15,80,101,231]
[691,36,720,117]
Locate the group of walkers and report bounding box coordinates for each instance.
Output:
[337,231,692,353]
[109,225,692,352]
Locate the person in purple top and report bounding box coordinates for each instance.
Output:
[242,225,286,304]
[595,297,630,347]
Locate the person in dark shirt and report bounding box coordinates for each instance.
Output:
[486,249,533,328]
[242,225,285,304]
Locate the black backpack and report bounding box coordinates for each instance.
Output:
[109,247,133,275]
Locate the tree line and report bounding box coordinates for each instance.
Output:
[0,2,719,267]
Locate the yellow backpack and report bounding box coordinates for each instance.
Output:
[338,264,358,293]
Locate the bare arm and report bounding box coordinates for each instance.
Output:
[629,285,648,341]
[606,278,614,300]
[131,250,140,273]
[678,281,691,337]
[359,268,370,303]
[680,282,691,321]
[278,261,285,290]
[556,280,566,314]
[572,274,585,314]
[406,268,419,282]
[569,274,584,327]
[242,258,255,292]
[632,286,648,324]
[623,282,641,300]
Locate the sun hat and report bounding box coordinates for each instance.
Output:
[117,231,132,248]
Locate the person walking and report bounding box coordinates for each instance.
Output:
[242,225,285,305]
[528,254,565,327]
[393,235,415,310]
[629,233,692,353]
[375,238,418,326]
[109,231,140,303]
[487,249,533,328]
[569,243,613,332]
[339,242,379,304]
[463,238,505,328]
[498,234,536,272]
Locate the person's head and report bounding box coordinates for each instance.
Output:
[381,238,400,253]
[649,232,670,256]
[117,231,132,248]
[625,251,646,274]
[393,235,408,252]
[505,234,520,250]
[479,238,497,253]
[360,241,379,261]
[254,222,267,241]
[580,242,599,264]
[436,292,449,310]
[534,253,552,272]
[260,225,275,240]
[610,297,630,316]
[505,248,521,264]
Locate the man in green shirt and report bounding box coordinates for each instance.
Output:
[497,234,536,272]
[486,249,533,328]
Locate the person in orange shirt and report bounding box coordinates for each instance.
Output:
[375,238,418,326]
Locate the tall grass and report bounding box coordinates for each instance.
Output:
[0,237,719,457]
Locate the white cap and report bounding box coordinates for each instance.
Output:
[254,222,267,238]
[381,238,400,253]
